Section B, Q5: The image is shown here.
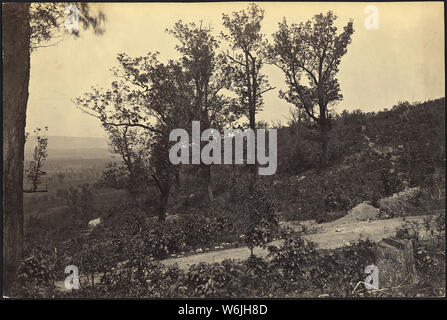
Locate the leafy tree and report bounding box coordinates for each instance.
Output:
[2,3,104,293]
[76,54,193,221]
[168,20,241,201]
[230,177,279,256]
[221,3,274,177]
[105,125,149,197]
[267,11,354,167]
[97,162,129,190]
[26,127,49,192]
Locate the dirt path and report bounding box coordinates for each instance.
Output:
[56,214,432,291]
[161,215,432,269]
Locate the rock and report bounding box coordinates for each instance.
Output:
[378,187,422,217]
[88,217,101,230]
[382,146,394,155]
[370,147,383,156]
[166,214,183,224]
[117,260,129,268]
[289,175,306,183]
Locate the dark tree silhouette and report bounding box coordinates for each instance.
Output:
[168,20,241,201]
[267,11,354,167]
[221,3,274,179]
[76,54,193,221]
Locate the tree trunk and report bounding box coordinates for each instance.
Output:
[204,165,214,202]
[175,167,181,191]
[320,118,329,169]
[250,56,257,182]
[2,3,31,295]
[158,185,170,222]
[376,237,418,289]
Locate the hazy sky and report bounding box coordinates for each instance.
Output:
[26,2,445,138]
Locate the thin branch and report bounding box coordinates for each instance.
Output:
[259,87,276,95]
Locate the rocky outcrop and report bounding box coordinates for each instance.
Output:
[378,187,422,217]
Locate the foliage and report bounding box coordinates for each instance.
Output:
[229,176,280,253]
[76,53,194,220]
[267,11,354,167]
[96,162,129,189]
[221,3,273,128]
[66,184,97,224]
[12,246,61,298]
[13,3,446,299]
[29,2,105,51]
[362,99,445,188]
[25,127,48,192]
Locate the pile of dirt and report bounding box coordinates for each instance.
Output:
[334,201,380,224]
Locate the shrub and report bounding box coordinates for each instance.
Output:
[230,177,280,255]
[268,236,319,291]
[12,247,61,298]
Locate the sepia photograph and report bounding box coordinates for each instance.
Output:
[1,1,446,302]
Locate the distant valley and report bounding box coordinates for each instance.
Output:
[25,135,113,160]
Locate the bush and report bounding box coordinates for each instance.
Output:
[229,176,280,254]
[12,247,61,298]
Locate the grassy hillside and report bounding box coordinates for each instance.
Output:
[174,98,446,222]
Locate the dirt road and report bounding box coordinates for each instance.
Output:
[161,215,432,269]
[56,214,432,291]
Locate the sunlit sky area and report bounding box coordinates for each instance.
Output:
[26,2,445,137]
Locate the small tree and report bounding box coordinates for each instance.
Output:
[231,177,279,256]
[106,125,149,198]
[26,127,48,192]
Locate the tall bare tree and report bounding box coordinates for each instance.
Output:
[267,11,354,167]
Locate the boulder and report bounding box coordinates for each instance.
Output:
[87,217,101,230]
